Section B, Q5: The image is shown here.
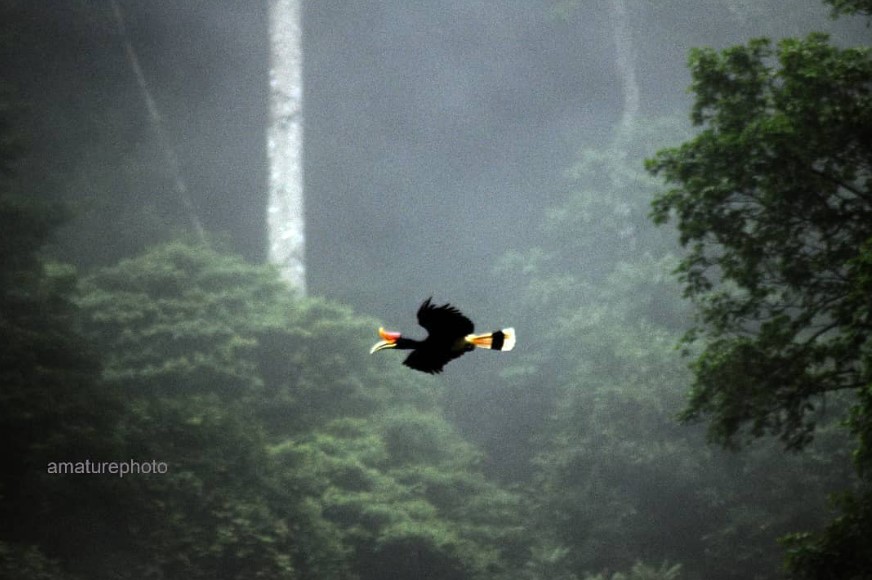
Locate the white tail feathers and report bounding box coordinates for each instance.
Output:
[465,328,516,352]
[500,328,516,351]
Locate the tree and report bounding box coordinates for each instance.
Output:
[76,243,301,579]
[583,561,683,580]
[782,490,872,580]
[273,413,526,580]
[268,0,306,290]
[0,192,122,578]
[76,241,525,580]
[646,33,872,576]
[824,0,872,18]
[647,33,871,454]
[0,87,129,576]
[497,118,856,579]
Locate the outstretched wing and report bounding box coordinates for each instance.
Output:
[416,297,474,339]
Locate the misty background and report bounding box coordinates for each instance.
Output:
[1,1,870,579]
[7,1,864,307]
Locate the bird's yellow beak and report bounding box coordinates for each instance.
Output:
[370,327,401,354]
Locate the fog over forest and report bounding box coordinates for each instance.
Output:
[1,1,871,579]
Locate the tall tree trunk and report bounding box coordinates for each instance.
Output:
[607,0,639,133]
[109,0,206,242]
[268,0,306,292]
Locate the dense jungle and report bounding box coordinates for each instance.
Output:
[1,1,870,579]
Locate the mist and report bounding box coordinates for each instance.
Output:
[1,1,870,579]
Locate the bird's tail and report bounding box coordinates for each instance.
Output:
[465,328,516,352]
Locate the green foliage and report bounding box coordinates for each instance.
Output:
[484,120,695,480]
[519,543,578,580]
[73,243,299,579]
[75,242,402,579]
[825,0,872,18]
[647,33,872,453]
[583,561,683,580]
[8,6,867,578]
[68,240,525,580]
[0,542,68,580]
[77,242,431,429]
[273,412,525,580]
[498,123,700,576]
[647,32,872,579]
[500,116,855,579]
[0,192,127,577]
[78,242,274,395]
[782,488,872,580]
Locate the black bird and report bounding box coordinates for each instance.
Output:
[369,298,515,374]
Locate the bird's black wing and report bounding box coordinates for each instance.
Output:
[416,297,474,339]
[404,298,475,373]
[402,348,461,374]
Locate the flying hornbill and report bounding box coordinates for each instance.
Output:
[369,298,515,374]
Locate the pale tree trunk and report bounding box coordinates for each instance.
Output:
[267,0,306,293]
[109,0,206,242]
[607,0,639,133]
[607,0,640,253]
